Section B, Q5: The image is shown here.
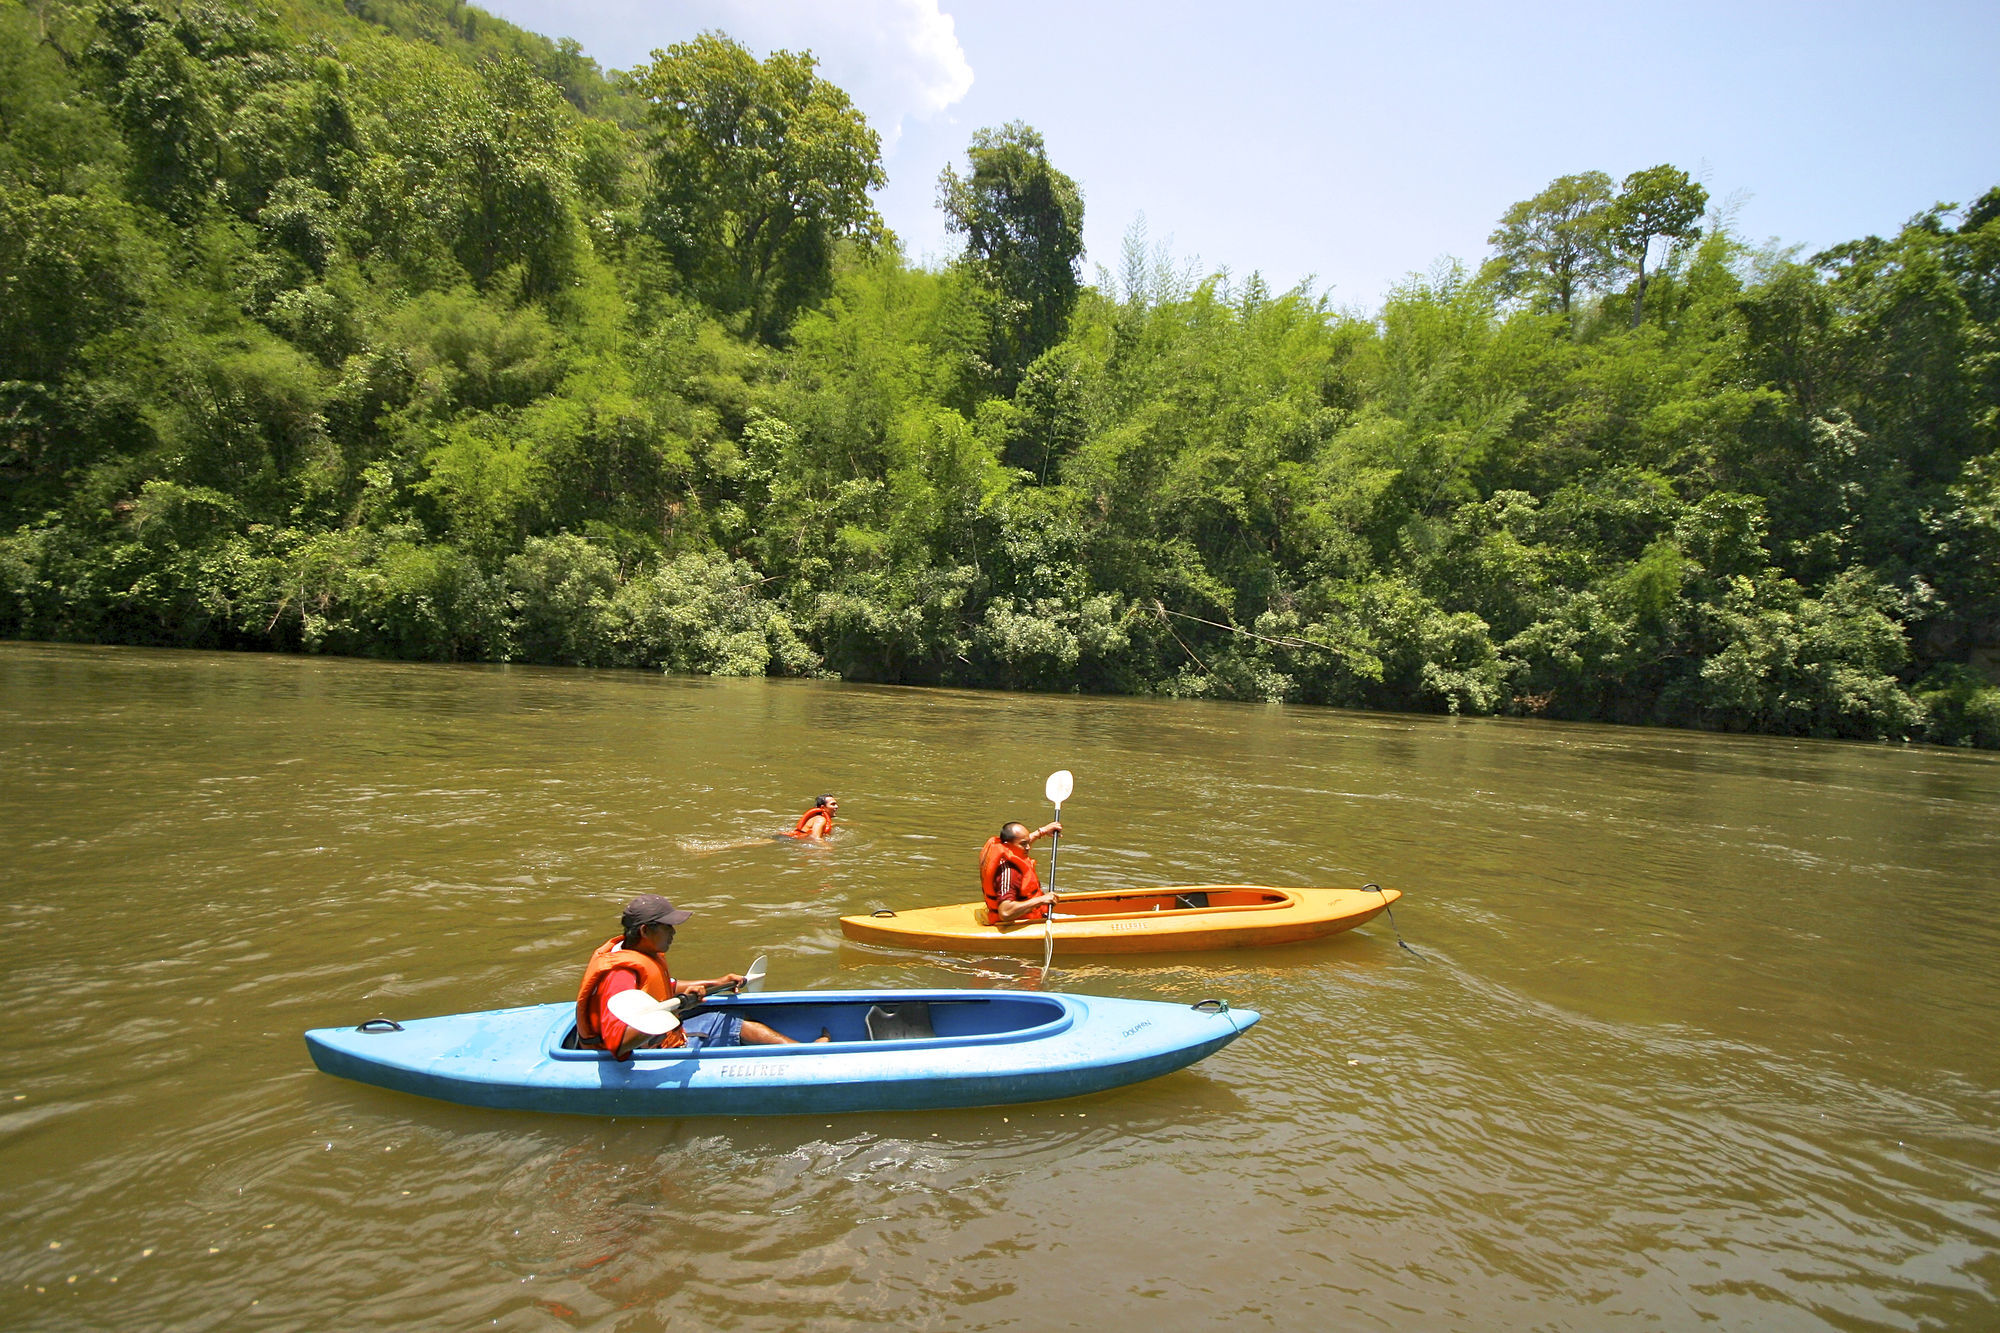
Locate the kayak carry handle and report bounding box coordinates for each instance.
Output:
[356,1018,404,1033]
[1190,999,1230,1014]
[871,908,897,918]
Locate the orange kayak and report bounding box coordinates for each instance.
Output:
[839,885,1401,955]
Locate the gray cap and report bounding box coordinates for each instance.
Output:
[621,894,692,932]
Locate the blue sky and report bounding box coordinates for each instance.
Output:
[474,0,2000,312]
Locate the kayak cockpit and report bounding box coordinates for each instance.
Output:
[1040,887,1299,921]
[546,991,1074,1060]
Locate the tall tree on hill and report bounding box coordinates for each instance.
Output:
[937,122,1084,394]
[1608,164,1708,327]
[1483,170,1615,316]
[632,31,885,342]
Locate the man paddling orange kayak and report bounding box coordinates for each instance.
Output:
[979,819,1062,926]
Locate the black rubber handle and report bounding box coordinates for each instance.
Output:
[356,1018,404,1033]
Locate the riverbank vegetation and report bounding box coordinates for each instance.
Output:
[3,0,1997,746]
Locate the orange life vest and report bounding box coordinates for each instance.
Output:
[574,936,685,1050]
[791,807,833,838]
[980,836,1044,925]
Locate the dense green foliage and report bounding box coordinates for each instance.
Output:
[3,0,1997,746]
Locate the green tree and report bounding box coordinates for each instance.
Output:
[1483,170,1614,316]
[632,32,885,341]
[88,0,227,219]
[354,51,584,296]
[937,122,1085,391]
[1607,164,1708,326]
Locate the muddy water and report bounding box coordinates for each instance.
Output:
[2,642,1996,1330]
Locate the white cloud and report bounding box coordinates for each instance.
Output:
[885,0,976,118]
[482,1,973,145]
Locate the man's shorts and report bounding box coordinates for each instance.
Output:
[677,1010,744,1049]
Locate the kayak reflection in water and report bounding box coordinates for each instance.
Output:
[980,820,1063,927]
[575,895,828,1059]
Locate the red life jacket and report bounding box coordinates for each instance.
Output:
[980,836,1044,926]
[791,807,833,838]
[574,936,685,1050]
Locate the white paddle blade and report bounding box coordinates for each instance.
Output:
[742,954,769,994]
[1044,769,1074,805]
[606,988,681,1035]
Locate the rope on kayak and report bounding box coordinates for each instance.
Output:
[1362,883,1422,960]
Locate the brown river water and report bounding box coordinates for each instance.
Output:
[2,641,1997,1331]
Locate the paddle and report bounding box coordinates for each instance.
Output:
[605,954,769,1036]
[606,987,682,1035]
[692,953,770,1003]
[1042,769,1073,973]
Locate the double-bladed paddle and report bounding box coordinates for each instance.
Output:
[604,953,769,1035]
[606,987,683,1035]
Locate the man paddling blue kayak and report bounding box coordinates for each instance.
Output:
[576,895,828,1059]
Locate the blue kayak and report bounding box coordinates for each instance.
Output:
[304,989,1258,1117]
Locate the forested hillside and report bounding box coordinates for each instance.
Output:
[4,0,1997,746]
